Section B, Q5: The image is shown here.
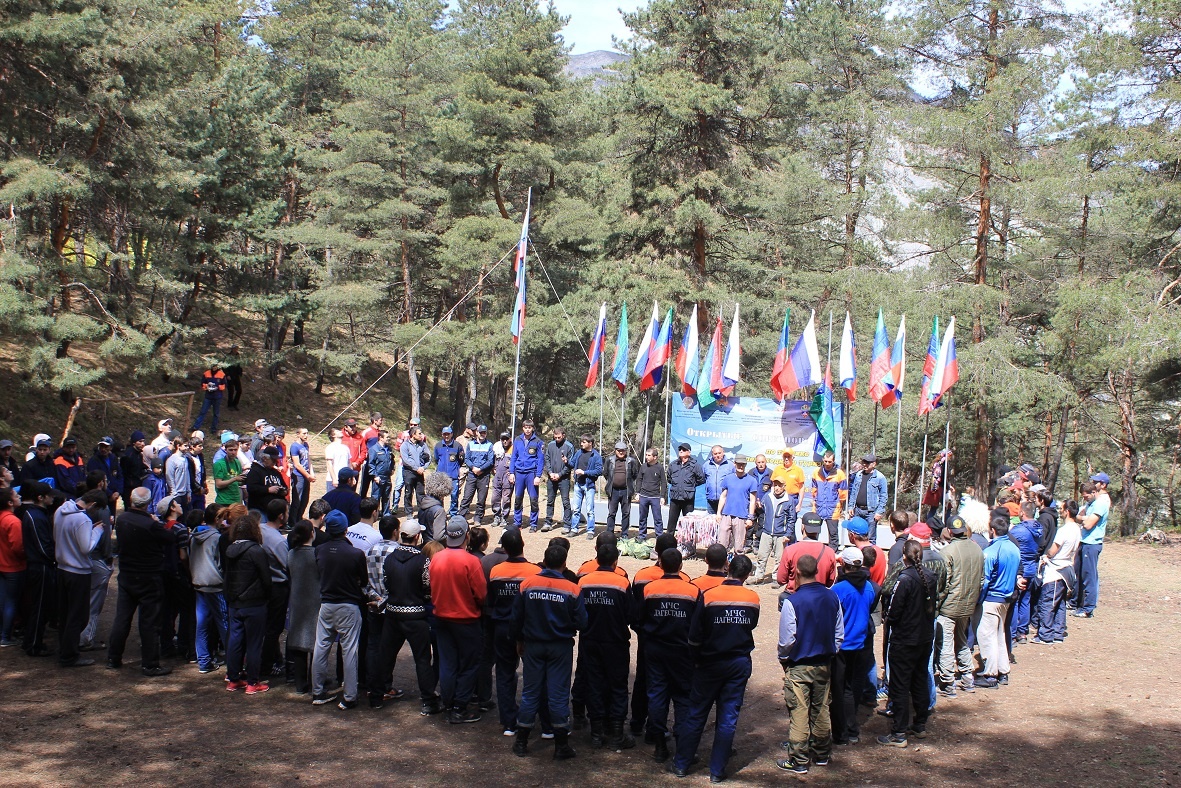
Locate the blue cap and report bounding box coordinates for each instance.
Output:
[338,467,359,482]
[324,510,349,535]
[442,426,453,434]
[845,516,870,537]
[1090,472,1110,484]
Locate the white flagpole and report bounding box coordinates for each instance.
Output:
[918,413,930,511]
[892,400,903,511]
[942,393,952,521]
[508,188,531,439]
[662,352,673,463]
[643,394,652,453]
[598,355,605,455]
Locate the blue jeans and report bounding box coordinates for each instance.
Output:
[673,656,751,777]
[1036,578,1068,641]
[1075,542,1102,613]
[191,396,221,432]
[371,479,392,515]
[0,570,26,640]
[226,604,266,684]
[449,477,461,517]
[512,475,539,529]
[195,591,228,670]
[436,619,482,712]
[606,488,631,536]
[570,483,595,533]
[637,496,663,538]
[517,639,574,731]
[1010,582,1032,637]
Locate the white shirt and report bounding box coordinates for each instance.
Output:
[325,441,352,483]
[1044,520,1081,584]
[346,522,382,552]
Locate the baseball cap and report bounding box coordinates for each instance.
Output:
[441,426,453,434]
[466,422,478,431]
[614,441,628,450]
[324,510,349,535]
[254,419,268,428]
[677,442,691,451]
[801,512,824,534]
[0,440,12,450]
[1090,472,1110,484]
[190,430,204,443]
[1030,483,1049,495]
[62,437,77,446]
[261,426,276,438]
[500,431,510,439]
[31,433,51,448]
[399,520,424,538]
[97,436,113,447]
[274,427,285,438]
[477,424,488,432]
[157,494,180,518]
[220,431,237,444]
[839,546,864,565]
[408,417,421,425]
[35,437,53,448]
[337,467,358,482]
[862,452,877,463]
[947,515,969,536]
[344,418,357,427]
[910,522,933,543]
[845,516,870,537]
[445,515,470,547]
[158,418,173,431]
[733,454,748,465]
[261,446,280,458]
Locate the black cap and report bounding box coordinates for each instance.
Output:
[801,512,823,533]
[677,442,691,451]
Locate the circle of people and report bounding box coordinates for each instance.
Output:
[0,413,1111,781]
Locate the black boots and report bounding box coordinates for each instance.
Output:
[653,735,670,762]
[554,729,577,760]
[608,720,636,752]
[513,728,530,757]
[590,718,607,749]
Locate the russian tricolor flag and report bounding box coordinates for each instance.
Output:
[720,304,741,394]
[676,304,700,396]
[928,316,959,409]
[509,190,530,344]
[780,310,822,396]
[584,302,607,389]
[918,316,940,416]
[770,308,790,401]
[695,318,723,408]
[880,314,906,408]
[641,306,674,391]
[633,301,661,387]
[839,311,857,403]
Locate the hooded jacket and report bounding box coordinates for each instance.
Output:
[0,510,26,573]
[18,503,54,566]
[884,564,939,647]
[1009,519,1043,576]
[831,567,879,651]
[938,534,985,618]
[224,540,271,608]
[286,545,320,652]
[189,526,225,593]
[417,495,447,542]
[53,499,102,575]
[383,543,431,619]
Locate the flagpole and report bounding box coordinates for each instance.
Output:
[643,393,652,453]
[872,403,879,454]
[598,353,604,456]
[508,188,530,439]
[620,389,626,443]
[892,400,903,511]
[662,353,672,463]
[942,393,952,521]
[918,413,930,511]
[826,311,834,463]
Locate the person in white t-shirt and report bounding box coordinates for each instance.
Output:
[324,429,353,494]
[345,496,383,552]
[1032,499,1082,644]
[145,418,174,463]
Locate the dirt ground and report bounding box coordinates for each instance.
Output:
[1,532,1179,788]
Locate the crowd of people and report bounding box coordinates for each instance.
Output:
[0,411,1111,781]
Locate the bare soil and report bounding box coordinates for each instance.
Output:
[1,536,1179,788]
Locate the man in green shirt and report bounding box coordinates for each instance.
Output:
[213,436,246,505]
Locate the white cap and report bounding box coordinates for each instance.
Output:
[157,418,173,432]
[190,430,205,443]
[838,546,864,565]
[255,419,269,428]
[399,521,424,537]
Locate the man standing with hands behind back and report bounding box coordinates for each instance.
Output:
[848,453,888,544]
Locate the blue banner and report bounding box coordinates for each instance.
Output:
[670,396,844,510]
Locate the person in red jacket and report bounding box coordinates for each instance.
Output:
[430,516,488,724]
[0,487,27,646]
[777,513,838,591]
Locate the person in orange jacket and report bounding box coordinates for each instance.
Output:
[191,363,227,433]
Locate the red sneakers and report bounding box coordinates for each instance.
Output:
[245,683,270,695]
[225,680,248,692]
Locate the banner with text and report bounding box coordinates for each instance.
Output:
[671,396,844,511]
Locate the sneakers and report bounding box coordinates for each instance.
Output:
[907,728,928,739]
[312,693,337,705]
[448,709,482,724]
[1030,637,1056,645]
[973,676,999,690]
[106,659,122,670]
[198,664,220,674]
[142,666,173,677]
[938,685,957,699]
[0,638,18,647]
[420,699,443,716]
[541,523,554,532]
[384,689,407,701]
[540,732,555,740]
[876,733,908,748]
[226,680,248,692]
[813,756,831,766]
[998,674,1009,686]
[775,759,809,774]
[1072,610,1093,618]
[503,729,517,737]
[338,698,357,710]
[477,699,496,712]
[60,657,96,668]
[245,683,270,695]
[585,530,597,541]
[958,678,976,693]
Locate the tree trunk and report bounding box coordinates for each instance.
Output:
[465,357,478,426]
[1046,404,1069,495]
[407,351,420,421]
[429,369,440,410]
[1078,192,1089,275]
[315,333,329,395]
[1109,368,1140,535]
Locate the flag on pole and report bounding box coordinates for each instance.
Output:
[780,310,822,396]
[509,190,531,344]
[928,316,959,409]
[880,314,907,408]
[809,362,838,454]
[633,301,660,386]
[708,318,726,395]
[770,308,791,401]
[584,302,607,389]
[676,304,700,396]
[696,318,723,408]
[839,311,858,402]
[720,304,741,394]
[611,302,629,392]
[868,308,891,402]
[918,316,940,416]
[642,307,674,390]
